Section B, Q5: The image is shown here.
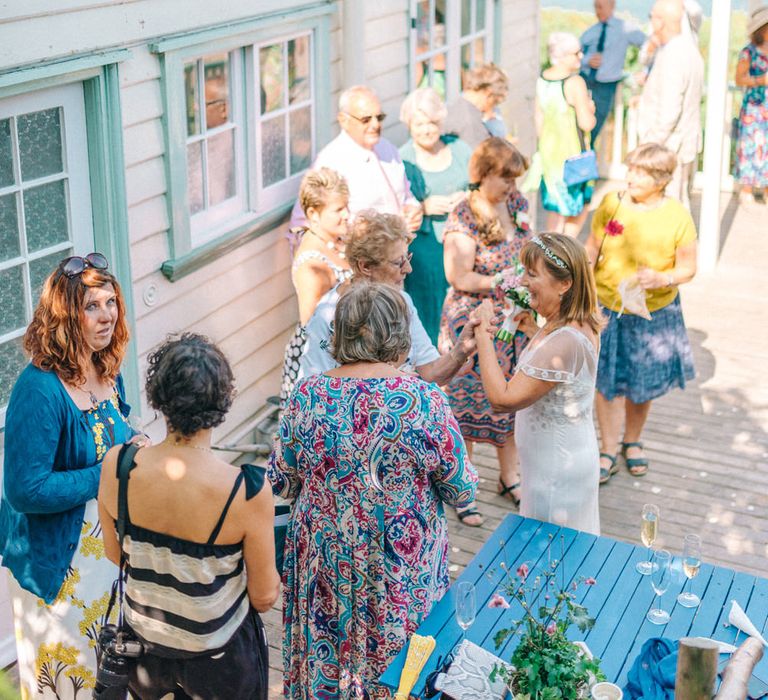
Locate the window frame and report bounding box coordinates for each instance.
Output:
[153,6,332,282]
[0,53,138,428]
[409,0,498,104]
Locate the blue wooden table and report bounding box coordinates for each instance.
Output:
[380,514,768,697]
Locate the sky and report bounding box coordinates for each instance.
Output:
[540,0,749,15]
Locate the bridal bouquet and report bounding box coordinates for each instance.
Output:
[493,262,532,343]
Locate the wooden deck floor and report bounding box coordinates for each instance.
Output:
[262,188,768,698]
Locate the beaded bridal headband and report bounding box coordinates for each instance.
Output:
[531,236,568,270]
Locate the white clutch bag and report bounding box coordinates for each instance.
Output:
[434,639,513,700]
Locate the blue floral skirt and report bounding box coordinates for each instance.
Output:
[596,295,695,404]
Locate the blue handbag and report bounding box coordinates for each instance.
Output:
[563,127,598,186]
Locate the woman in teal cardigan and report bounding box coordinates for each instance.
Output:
[0,253,141,698]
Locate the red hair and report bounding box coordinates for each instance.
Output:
[24,266,130,385]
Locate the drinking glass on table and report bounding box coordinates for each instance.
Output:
[677,534,702,608]
[647,549,672,625]
[636,503,659,575]
[455,581,476,641]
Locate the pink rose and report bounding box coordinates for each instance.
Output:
[605,219,624,236]
[489,593,511,609]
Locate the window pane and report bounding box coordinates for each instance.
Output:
[18,108,63,182]
[461,43,471,74]
[416,1,430,61]
[0,264,25,335]
[204,53,230,130]
[419,55,447,98]
[24,180,68,253]
[434,0,446,47]
[0,194,20,262]
[288,36,311,104]
[473,37,485,64]
[476,0,486,28]
[260,44,284,114]
[290,107,312,175]
[261,116,286,187]
[29,249,68,303]
[461,0,471,36]
[207,129,236,206]
[0,119,13,188]
[184,62,200,137]
[187,141,204,215]
[0,337,26,410]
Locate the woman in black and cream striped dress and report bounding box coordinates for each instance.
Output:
[98,334,280,699]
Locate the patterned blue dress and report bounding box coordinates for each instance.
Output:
[735,43,768,187]
[269,374,477,699]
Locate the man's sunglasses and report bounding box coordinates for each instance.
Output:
[344,112,387,125]
[57,252,109,279]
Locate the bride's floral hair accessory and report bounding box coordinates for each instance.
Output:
[531,236,568,270]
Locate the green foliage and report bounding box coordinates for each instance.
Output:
[491,536,605,699]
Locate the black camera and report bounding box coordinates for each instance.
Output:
[92,624,144,699]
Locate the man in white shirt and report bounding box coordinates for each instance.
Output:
[637,0,703,210]
[290,86,422,231]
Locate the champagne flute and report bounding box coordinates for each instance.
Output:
[677,534,702,608]
[455,581,476,642]
[647,549,672,624]
[636,503,659,575]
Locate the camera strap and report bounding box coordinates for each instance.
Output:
[105,442,141,629]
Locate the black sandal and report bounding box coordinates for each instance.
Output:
[622,441,649,477]
[497,478,521,507]
[456,504,484,527]
[599,453,619,485]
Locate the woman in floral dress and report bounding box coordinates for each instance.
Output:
[440,137,533,515]
[0,254,141,698]
[269,282,477,699]
[735,9,768,204]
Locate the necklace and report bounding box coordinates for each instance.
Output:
[172,437,212,453]
[307,228,346,259]
[82,388,99,410]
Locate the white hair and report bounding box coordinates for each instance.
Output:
[399,87,447,126]
[548,32,581,65]
[338,85,378,113]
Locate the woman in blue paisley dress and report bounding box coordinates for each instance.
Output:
[735,11,768,204]
[0,254,142,698]
[269,282,477,699]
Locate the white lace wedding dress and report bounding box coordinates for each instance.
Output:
[515,326,601,535]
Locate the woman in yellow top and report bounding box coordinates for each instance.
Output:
[586,144,697,482]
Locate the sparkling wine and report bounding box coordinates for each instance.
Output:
[640,513,658,547]
[683,558,701,579]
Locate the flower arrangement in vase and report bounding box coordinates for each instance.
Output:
[488,536,605,699]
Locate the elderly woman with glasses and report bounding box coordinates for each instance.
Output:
[399,87,472,344]
[439,137,533,523]
[522,32,597,237]
[0,253,143,697]
[271,281,477,699]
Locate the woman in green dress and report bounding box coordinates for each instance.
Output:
[399,87,472,344]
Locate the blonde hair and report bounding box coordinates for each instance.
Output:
[625,143,678,188]
[463,63,508,96]
[346,210,409,275]
[331,282,411,365]
[468,138,529,245]
[298,167,349,216]
[399,87,447,126]
[520,233,603,334]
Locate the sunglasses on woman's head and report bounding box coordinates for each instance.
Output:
[57,252,109,279]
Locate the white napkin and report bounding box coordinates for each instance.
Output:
[689,637,737,654]
[728,600,768,647]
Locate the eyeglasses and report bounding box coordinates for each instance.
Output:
[386,252,413,270]
[56,252,109,279]
[424,651,455,697]
[344,112,387,125]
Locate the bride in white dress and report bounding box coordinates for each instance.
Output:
[475,233,602,535]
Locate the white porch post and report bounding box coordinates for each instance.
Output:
[698,0,732,272]
[342,1,366,87]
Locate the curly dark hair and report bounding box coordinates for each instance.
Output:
[145,333,235,437]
